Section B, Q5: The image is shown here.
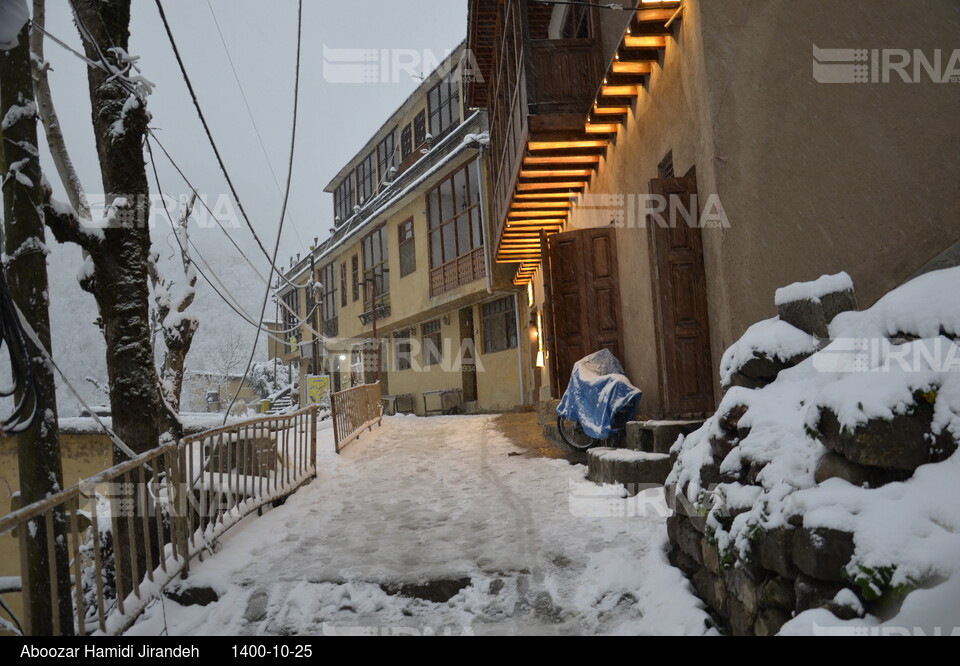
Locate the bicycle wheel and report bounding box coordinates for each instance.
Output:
[557,415,602,451]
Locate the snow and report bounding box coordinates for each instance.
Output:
[589,448,670,464]
[719,317,820,386]
[0,100,35,132]
[127,415,713,636]
[669,267,960,633]
[774,271,854,306]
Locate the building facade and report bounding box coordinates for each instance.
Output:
[467,0,960,420]
[273,44,538,415]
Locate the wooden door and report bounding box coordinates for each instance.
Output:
[649,172,715,418]
[545,228,624,397]
[459,307,478,403]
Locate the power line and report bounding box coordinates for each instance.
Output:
[153,0,299,290]
[205,0,306,249]
[224,0,304,421]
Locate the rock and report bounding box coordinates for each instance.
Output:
[739,354,784,384]
[723,566,764,615]
[759,576,796,611]
[792,527,855,582]
[702,539,722,575]
[668,545,702,578]
[778,298,830,339]
[820,288,859,324]
[759,527,797,580]
[489,578,505,596]
[718,404,749,436]
[727,595,757,637]
[242,588,269,623]
[675,515,705,565]
[726,372,772,392]
[692,569,727,616]
[709,434,738,461]
[164,584,220,607]
[818,402,939,471]
[700,462,722,488]
[537,399,561,426]
[814,451,911,488]
[794,574,846,614]
[626,420,705,454]
[754,608,792,636]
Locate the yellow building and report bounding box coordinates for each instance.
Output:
[275,44,537,416]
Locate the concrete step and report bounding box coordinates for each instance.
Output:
[625,420,706,454]
[586,448,674,494]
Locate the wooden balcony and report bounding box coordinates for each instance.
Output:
[470,0,682,283]
[429,247,487,298]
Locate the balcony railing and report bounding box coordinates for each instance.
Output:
[429,247,486,298]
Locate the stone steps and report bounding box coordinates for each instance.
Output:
[586,448,674,495]
[625,420,705,454]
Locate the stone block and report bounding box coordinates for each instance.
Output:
[818,403,940,472]
[759,527,798,580]
[792,527,855,583]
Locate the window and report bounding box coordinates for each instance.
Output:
[401,124,413,160]
[281,289,300,343]
[659,150,675,178]
[422,319,442,367]
[318,262,338,337]
[377,129,397,187]
[362,224,390,308]
[340,263,347,308]
[394,329,413,371]
[560,5,590,39]
[427,159,483,269]
[428,74,460,140]
[482,297,518,354]
[334,175,355,225]
[414,110,427,148]
[351,255,359,302]
[356,151,376,204]
[399,219,416,277]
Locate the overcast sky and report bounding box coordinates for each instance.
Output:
[35,0,468,412]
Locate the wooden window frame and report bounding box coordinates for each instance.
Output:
[356,151,377,204]
[351,254,360,303]
[428,73,461,141]
[394,329,413,372]
[422,319,443,367]
[377,129,397,188]
[362,224,390,310]
[414,110,427,149]
[399,218,416,278]
[482,296,518,354]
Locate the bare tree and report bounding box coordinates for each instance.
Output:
[149,194,199,423]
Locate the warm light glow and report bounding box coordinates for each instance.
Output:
[612,61,654,75]
[592,106,631,115]
[524,154,601,165]
[511,201,573,209]
[528,140,607,151]
[602,85,640,97]
[624,35,668,49]
[520,169,593,179]
[585,124,619,135]
[517,181,586,192]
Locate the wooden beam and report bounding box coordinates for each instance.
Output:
[585,123,619,135]
[612,61,654,75]
[510,201,572,209]
[624,35,668,49]
[528,140,607,151]
[519,169,593,179]
[592,105,631,116]
[514,192,579,200]
[601,84,640,98]
[517,181,586,192]
[635,7,679,24]
[524,154,601,165]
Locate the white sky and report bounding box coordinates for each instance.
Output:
[35,0,468,413]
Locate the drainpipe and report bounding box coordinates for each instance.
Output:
[514,292,527,406]
[477,145,494,295]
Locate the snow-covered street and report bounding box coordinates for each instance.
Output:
[128,415,712,636]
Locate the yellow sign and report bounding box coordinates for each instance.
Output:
[306,375,331,407]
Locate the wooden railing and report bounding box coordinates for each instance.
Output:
[0,407,318,636]
[331,383,383,454]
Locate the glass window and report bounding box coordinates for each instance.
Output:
[334,175,355,224]
[482,297,518,354]
[422,319,442,367]
[362,224,390,309]
[377,129,397,188]
[414,110,427,148]
[399,219,416,277]
[356,152,376,204]
[426,159,484,269]
[428,73,461,139]
[394,329,413,371]
[401,124,413,160]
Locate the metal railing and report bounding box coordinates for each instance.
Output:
[0,406,318,636]
[331,383,383,454]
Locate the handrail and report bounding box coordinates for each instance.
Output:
[331,383,383,454]
[0,405,318,637]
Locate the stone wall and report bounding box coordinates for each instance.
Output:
[665,275,959,635]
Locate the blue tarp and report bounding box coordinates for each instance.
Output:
[556,350,643,440]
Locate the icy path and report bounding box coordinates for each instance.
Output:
[128,415,711,636]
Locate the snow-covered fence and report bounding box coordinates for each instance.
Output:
[0,406,318,636]
[331,383,383,454]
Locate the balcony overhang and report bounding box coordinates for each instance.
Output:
[490,1,682,285]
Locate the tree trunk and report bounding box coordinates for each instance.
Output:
[0,23,74,636]
[73,0,166,460]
